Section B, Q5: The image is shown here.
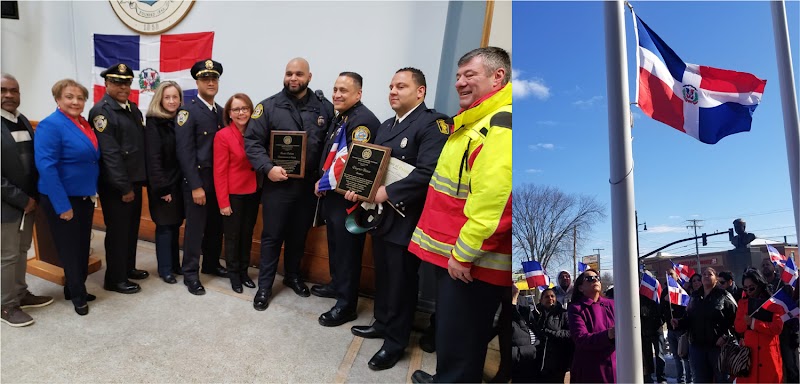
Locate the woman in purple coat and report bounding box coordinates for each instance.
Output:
[568,268,616,383]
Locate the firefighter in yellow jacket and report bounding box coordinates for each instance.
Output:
[409,47,512,383]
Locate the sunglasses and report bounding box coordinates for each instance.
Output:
[743,286,757,293]
[718,279,728,285]
[584,275,601,283]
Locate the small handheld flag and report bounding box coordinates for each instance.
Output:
[640,270,662,303]
[671,261,695,285]
[781,256,797,286]
[522,260,550,289]
[666,273,690,307]
[759,289,798,322]
[318,124,348,192]
[578,262,588,273]
[767,244,787,267]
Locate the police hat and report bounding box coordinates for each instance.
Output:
[345,204,385,235]
[101,63,134,83]
[191,59,223,79]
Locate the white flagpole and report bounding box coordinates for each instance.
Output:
[604,1,644,383]
[771,0,800,246]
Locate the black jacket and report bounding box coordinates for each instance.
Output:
[89,94,147,194]
[1,114,37,222]
[512,304,538,383]
[369,103,449,245]
[245,89,334,182]
[144,116,184,225]
[531,303,573,375]
[318,101,381,174]
[677,286,737,347]
[640,293,666,339]
[175,96,224,190]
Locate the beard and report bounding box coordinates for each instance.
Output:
[284,80,309,96]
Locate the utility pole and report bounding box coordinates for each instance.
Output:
[593,248,605,274]
[686,219,704,272]
[573,226,578,278]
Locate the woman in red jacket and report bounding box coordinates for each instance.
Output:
[213,93,258,293]
[734,268,783,383]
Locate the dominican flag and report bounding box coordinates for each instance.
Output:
[640,270,662,303]
[759,289,799,323]
[578,262,588,273]
[318,124,349,192]
[782,256,798,286]
[522,260,550,289]
[671,261,695,285]
[93,32,214,114]
[666,273,690,307]
[767,244,787,267]
[635,16,766,144]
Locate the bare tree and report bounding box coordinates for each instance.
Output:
[601,272,615,288]
[512,184,606,272]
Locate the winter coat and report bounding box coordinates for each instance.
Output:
[734,297,783,384]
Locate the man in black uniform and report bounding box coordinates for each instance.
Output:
[244,58,334,311]
[314,72,380,327]
[89,63,148,294]
[346,68,449,370]
[175,59,228,295]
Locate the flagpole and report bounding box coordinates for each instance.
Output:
[771,0,800,247]
[605,1,644,383]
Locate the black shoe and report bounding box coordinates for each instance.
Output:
[283,278,310,297]
[202,266,228,277]
[319,307,357,327]
[161,274,177,284]
[368,348,403,371]
[63,287,96,302]
[411,370,435,384]
[253,289,270,311]
[310,284,336,298]
[103,280,141,294]
[241,275,256,289]
[74,304,89,316]
[351,325,384,339]
[172,268,183,276]
[419,331,436,353]
[184,280,206,296]
[230,275,243,293]
[127,269,149,280]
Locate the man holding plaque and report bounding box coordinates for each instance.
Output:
[244,58,334,311]
[345,68,449,371]
[314,72,380,327]
[409,47,513,384]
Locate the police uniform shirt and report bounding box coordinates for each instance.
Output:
[88,93,147,194]
[175,96,224,190]
[319,101,381,175]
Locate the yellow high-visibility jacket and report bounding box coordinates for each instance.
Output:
[409,83,512,286]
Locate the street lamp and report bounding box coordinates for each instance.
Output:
[635,210,647,259]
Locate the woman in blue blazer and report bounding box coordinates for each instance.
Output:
[34,79,99,316]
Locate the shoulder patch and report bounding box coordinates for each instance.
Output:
[352,125,371,143]
[177,110,189,126]
[490,111,512,130]
[251,104,264,119]
[93,115,107,132]
[436,119,450,135]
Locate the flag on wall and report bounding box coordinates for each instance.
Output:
[522,260,550,289]
[640,270,662,303]
[635,16,766,144]
[92,32,214,114]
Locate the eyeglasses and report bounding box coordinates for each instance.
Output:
[584,275,601,283]
[231,107,250,114]
[718,279,728,285]
[743,286,757,293]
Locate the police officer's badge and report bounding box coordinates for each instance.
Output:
[283,136,292,145]
[177,110,189,126]
[93,115,108,132]
[352,126,370,143]
[400,137,408,148]
[437,119,449,135]
[317,115,325,127]
[252,104,263,119]
[205,60,214,69]
[118,63,127,73]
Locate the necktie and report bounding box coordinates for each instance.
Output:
[212,105,217,114]
[391,118,398,131]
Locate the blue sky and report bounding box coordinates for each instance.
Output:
[512,1,800,276]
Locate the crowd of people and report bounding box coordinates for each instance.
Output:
[2,46,514,381]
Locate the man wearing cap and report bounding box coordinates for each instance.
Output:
[89,63,149,294]
[345,67,449,370]
[175,59,228,295]
[313,72,380,327]
[244,58,334,310]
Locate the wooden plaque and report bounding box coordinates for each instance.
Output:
[270,130,307,178]
[335,142,391,202]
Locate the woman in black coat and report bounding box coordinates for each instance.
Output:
[144,81,185,284]
[531,287,573,383]
[511,284,537,383]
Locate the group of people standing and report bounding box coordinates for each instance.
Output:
[2,46,514,382]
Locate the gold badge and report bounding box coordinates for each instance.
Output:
[205,60,214,69]
[118,63,127,73]
[317,116,325,127]
[251,104,263,119]
[177,110,189,126]
[283,136,292,145]
[93,115,107,132]
[361,148,373,160]
[400,137,408,148]
[352,126,370,143]
[437,119,450,135]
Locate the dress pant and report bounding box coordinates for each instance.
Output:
[40,195,94,307]
[434,266,506,383]
[154,224,180,277]
[323,192,365,311]
[98,183,142,285]
[223,192,259,277]
[181,168,223,281]
[372,237,421,354]
[780,324,799,384]
[1,210,34,307]
[256,179,315,291]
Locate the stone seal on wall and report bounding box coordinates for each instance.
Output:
[109,0,195,35]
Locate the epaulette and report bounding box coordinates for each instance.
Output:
[315,89,326,101]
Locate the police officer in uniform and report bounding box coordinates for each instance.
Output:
[175,59,228,295]
[89,63,148,294]
[346,68,449,370]
[314,72,380,327]
[244,58,334,311]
